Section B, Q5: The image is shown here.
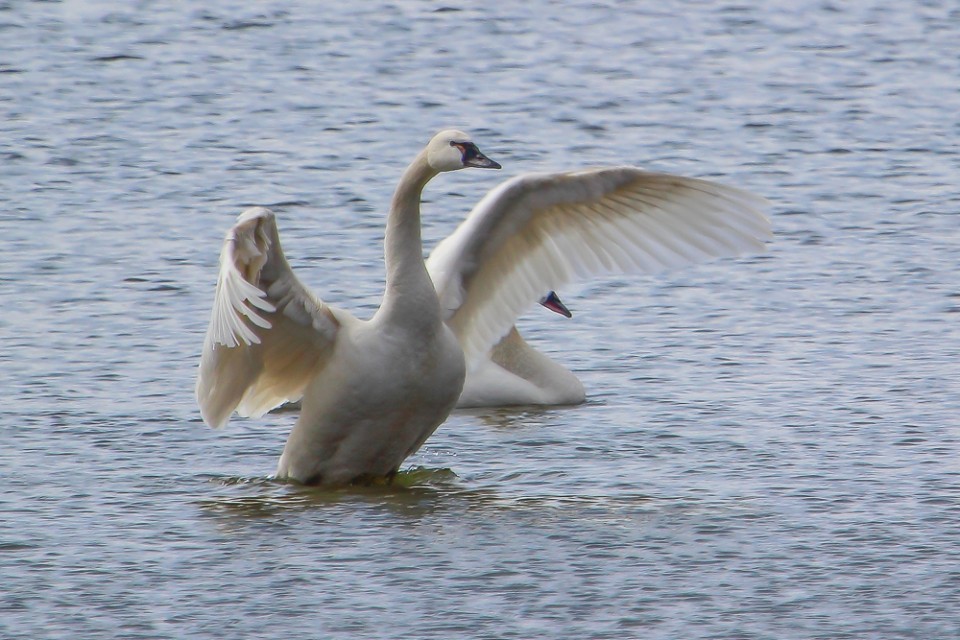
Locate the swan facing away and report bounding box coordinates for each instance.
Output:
[197,129,771,485]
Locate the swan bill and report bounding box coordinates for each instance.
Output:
[454,141,501,169]
[539,291,573,318]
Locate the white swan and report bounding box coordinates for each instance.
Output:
[197,130,771,484]
[426,166,772,407]
[196,130,500,485]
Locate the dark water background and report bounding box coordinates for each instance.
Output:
[2,1,958,638]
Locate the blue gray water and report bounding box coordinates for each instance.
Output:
[2,1,959,638]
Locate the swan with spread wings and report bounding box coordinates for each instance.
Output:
[196,130,771,485]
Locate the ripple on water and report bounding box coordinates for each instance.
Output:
[3,0,960,638]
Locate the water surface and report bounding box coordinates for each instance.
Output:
[2,1,959,638]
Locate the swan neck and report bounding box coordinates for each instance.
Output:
[379,148,440,322]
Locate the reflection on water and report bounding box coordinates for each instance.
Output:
[460,405,579,430]
[198,467,469,518]
[199,468,663,543]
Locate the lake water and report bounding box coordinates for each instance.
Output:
[2,1,959,638]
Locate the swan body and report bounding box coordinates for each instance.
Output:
[456,326,586,407]
[426,167,772,408]
[196,130,499,485]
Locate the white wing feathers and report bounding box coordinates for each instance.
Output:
[427,167,771,370]
[205,209,276,349]
[196,207,340,429]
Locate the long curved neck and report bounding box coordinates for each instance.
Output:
[377,148,441,324]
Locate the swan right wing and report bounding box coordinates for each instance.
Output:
[196,207,341,429]
[428,168,771,369]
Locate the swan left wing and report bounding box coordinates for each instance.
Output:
[196,207,340,429]
[427,167,771,369]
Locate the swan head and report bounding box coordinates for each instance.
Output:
[426,129,501,172]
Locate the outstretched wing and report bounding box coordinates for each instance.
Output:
[196,207,341,428]
[427,167,771,369]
